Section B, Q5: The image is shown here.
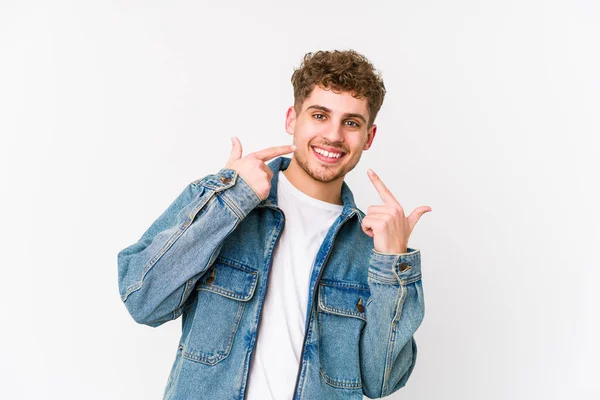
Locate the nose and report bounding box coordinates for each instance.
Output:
[321,120,345,144]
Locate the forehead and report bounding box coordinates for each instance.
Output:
[301,85,369,116]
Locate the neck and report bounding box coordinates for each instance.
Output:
[282,156,344,206]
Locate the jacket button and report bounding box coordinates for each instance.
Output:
[399,262,412,272]
[356,298,365,313]
[220,176,232,184]
[205,270,215,284]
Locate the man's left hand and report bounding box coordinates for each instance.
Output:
[361,169,432,254]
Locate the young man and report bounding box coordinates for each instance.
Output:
[118,49,431,400]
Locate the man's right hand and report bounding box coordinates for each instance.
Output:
[225,137,296,200]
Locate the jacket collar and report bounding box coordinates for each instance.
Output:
[258,156,360,217]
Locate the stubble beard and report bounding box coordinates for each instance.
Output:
[296,149,360,183]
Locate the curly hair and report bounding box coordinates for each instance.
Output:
[291,49,386,128]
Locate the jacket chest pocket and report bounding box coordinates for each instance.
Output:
[317,281,370,389]
[182,259,258,366]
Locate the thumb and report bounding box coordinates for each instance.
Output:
[407,206,432,231]
[228,136,243,164]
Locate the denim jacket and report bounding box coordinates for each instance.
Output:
[117,156,425,399]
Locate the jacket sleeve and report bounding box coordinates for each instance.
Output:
[360,248,424,398]
[117,168,261,327]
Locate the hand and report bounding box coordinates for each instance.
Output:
[225,137,295,200]
[361,169,432,254]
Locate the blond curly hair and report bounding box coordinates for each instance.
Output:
[291,49,386,127]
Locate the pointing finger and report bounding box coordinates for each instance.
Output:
[367,169,400,206]
[253,144,296,162]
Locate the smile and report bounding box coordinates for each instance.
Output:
[311,146,346,164]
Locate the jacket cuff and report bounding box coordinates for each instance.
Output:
[199,168,262,219]
[368,248,422,285]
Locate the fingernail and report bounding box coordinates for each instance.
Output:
[291,145,296,150]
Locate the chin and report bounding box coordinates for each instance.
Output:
[299,155,351,183]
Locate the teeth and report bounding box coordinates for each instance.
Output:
[314,147,342,158]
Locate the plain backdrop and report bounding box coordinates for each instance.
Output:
[1,1,598,399]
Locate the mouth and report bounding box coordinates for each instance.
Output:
[311,145,347,164]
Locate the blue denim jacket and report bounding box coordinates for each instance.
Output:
[118,156,425,399]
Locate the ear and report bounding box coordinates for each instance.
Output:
[285,106,297,136]
[363,124,377,150]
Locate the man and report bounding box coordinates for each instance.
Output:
[118,49,431,400]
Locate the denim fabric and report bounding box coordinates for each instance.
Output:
[117,156,425,399]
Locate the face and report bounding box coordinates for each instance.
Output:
[285,85,377,183]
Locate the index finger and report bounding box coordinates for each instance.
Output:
[368,169,400,206]
[253,144,296,162]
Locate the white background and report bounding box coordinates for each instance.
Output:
[1,1,598,399]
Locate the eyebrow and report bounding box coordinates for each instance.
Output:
[305,105,367,124]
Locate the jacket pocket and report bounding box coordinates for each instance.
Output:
[317,280,370,389]
[182,258,258,366]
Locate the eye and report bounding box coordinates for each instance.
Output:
[345,120,360,128]
[313,113,326,120]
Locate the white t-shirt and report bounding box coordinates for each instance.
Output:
[245,170,344,400]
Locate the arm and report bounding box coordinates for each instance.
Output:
[117,168,261,327]
[360,248,424,398]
